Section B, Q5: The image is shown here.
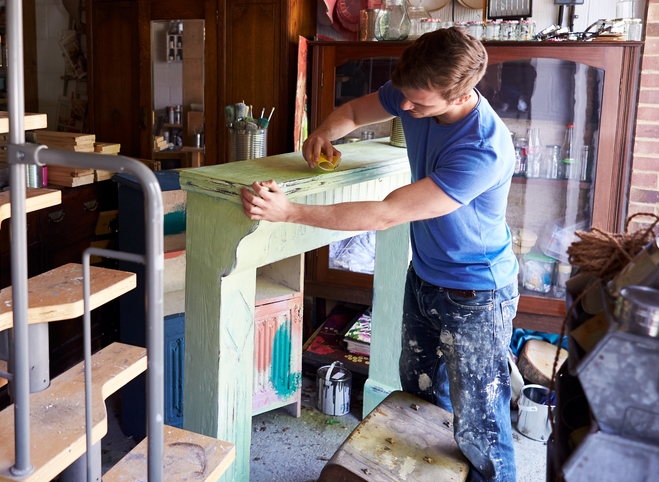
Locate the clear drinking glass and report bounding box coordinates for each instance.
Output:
[526,128,542,178]
[543,145,561,179]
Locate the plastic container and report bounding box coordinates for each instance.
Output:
[554,263,572,298]
[538,218,588,264]
[523,251,556,293]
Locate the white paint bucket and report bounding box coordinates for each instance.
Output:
[517,384,555,442]
[316,361,352,416]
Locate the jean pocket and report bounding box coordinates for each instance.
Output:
[500,294,520,340]
[444,290,494,311]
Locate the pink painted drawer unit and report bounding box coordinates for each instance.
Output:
[253,277,303,417]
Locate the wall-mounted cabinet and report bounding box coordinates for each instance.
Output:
[306,40,642,334]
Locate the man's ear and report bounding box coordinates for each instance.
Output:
[453,92,473,106]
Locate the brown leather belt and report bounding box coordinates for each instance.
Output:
[444,288,476,298]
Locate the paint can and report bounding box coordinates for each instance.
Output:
[517,384,555,442]
[316,361,352,416]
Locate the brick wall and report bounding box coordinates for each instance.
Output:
[630,0,659,235]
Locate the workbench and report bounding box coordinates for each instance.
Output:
[179,140,410,481]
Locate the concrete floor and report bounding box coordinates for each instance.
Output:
[249,377,548,482]
[101,377,548,481]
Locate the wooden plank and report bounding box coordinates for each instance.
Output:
[0,112,47,134]
[0,263,136,332]
[103,425,235,482]
[0,188,61,225]
[0,342,147,482]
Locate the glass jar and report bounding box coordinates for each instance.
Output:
[420,18,441,35]
[375,0,411,41]
[485,21,501,41]
[454,21,468,32]
[407,6,430,40]
[628,18,642,40]
[467,21,485,41]
[500,20,519,41]
[519,19,536,41]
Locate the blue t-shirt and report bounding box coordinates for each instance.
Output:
[378,81,518,290]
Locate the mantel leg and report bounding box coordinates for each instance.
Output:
[363,223,409,417]
[183,195,258,482]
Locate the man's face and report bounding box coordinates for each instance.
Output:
[399,87,453,118]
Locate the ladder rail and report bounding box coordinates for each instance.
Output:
[8,150,166,480]
[7,0,33,474]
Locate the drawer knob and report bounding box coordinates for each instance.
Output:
[84,200,99,212]
[48,210,65,223]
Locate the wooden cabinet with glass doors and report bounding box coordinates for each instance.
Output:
[306,40,642,334]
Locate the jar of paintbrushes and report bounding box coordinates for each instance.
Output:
[225,101,274,162]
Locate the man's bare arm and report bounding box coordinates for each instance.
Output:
[302,92,394,168]
[240,177,461,231]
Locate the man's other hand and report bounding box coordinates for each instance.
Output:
[241,180,293,222]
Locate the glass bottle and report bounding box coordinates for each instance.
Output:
[513,136,528,176]
[543,145,561,179]
[560,123,577,179]
[526,128,542,178]
[375,0,411,41]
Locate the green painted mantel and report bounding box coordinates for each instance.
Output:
[180,140,411,481]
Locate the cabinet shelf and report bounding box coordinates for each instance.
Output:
[511,177,591,189]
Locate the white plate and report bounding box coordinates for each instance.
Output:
[457,0,484,9]
[407,0,450,13]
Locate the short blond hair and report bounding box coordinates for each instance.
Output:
[391,27,488,102]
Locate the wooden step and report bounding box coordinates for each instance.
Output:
[0,263,136,332]
[0,112,48,134]
[0,342,147,481]
[103,425,235,482]
[0,188,61,225]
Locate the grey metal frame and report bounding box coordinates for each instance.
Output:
[5,0,165,479]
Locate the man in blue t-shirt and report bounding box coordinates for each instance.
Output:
[241,27,519,482]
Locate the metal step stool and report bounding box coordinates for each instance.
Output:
[318,390,469,481]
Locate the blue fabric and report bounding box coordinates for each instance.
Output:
[510,328,568,358]
[400,264,519,482]
[378,81,518,290]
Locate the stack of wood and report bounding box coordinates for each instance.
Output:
[153,135,169,151]
[94,142,121,181]
[35,132,96,187]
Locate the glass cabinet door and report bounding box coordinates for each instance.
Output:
[477,58,603,301]
[326,56,401,279]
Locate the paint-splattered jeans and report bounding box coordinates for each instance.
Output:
[399,264,519,482]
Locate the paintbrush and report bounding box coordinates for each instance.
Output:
[258,107,275,129]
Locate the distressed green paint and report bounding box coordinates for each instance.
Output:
[163,205,186,235]
[270,321,301,399]
[363,223,409,417]
[180,141,411,482]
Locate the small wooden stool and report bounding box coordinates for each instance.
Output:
[318,391,469,481]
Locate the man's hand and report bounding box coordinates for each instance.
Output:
[241,180,293,222]
[302,134,341,169]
